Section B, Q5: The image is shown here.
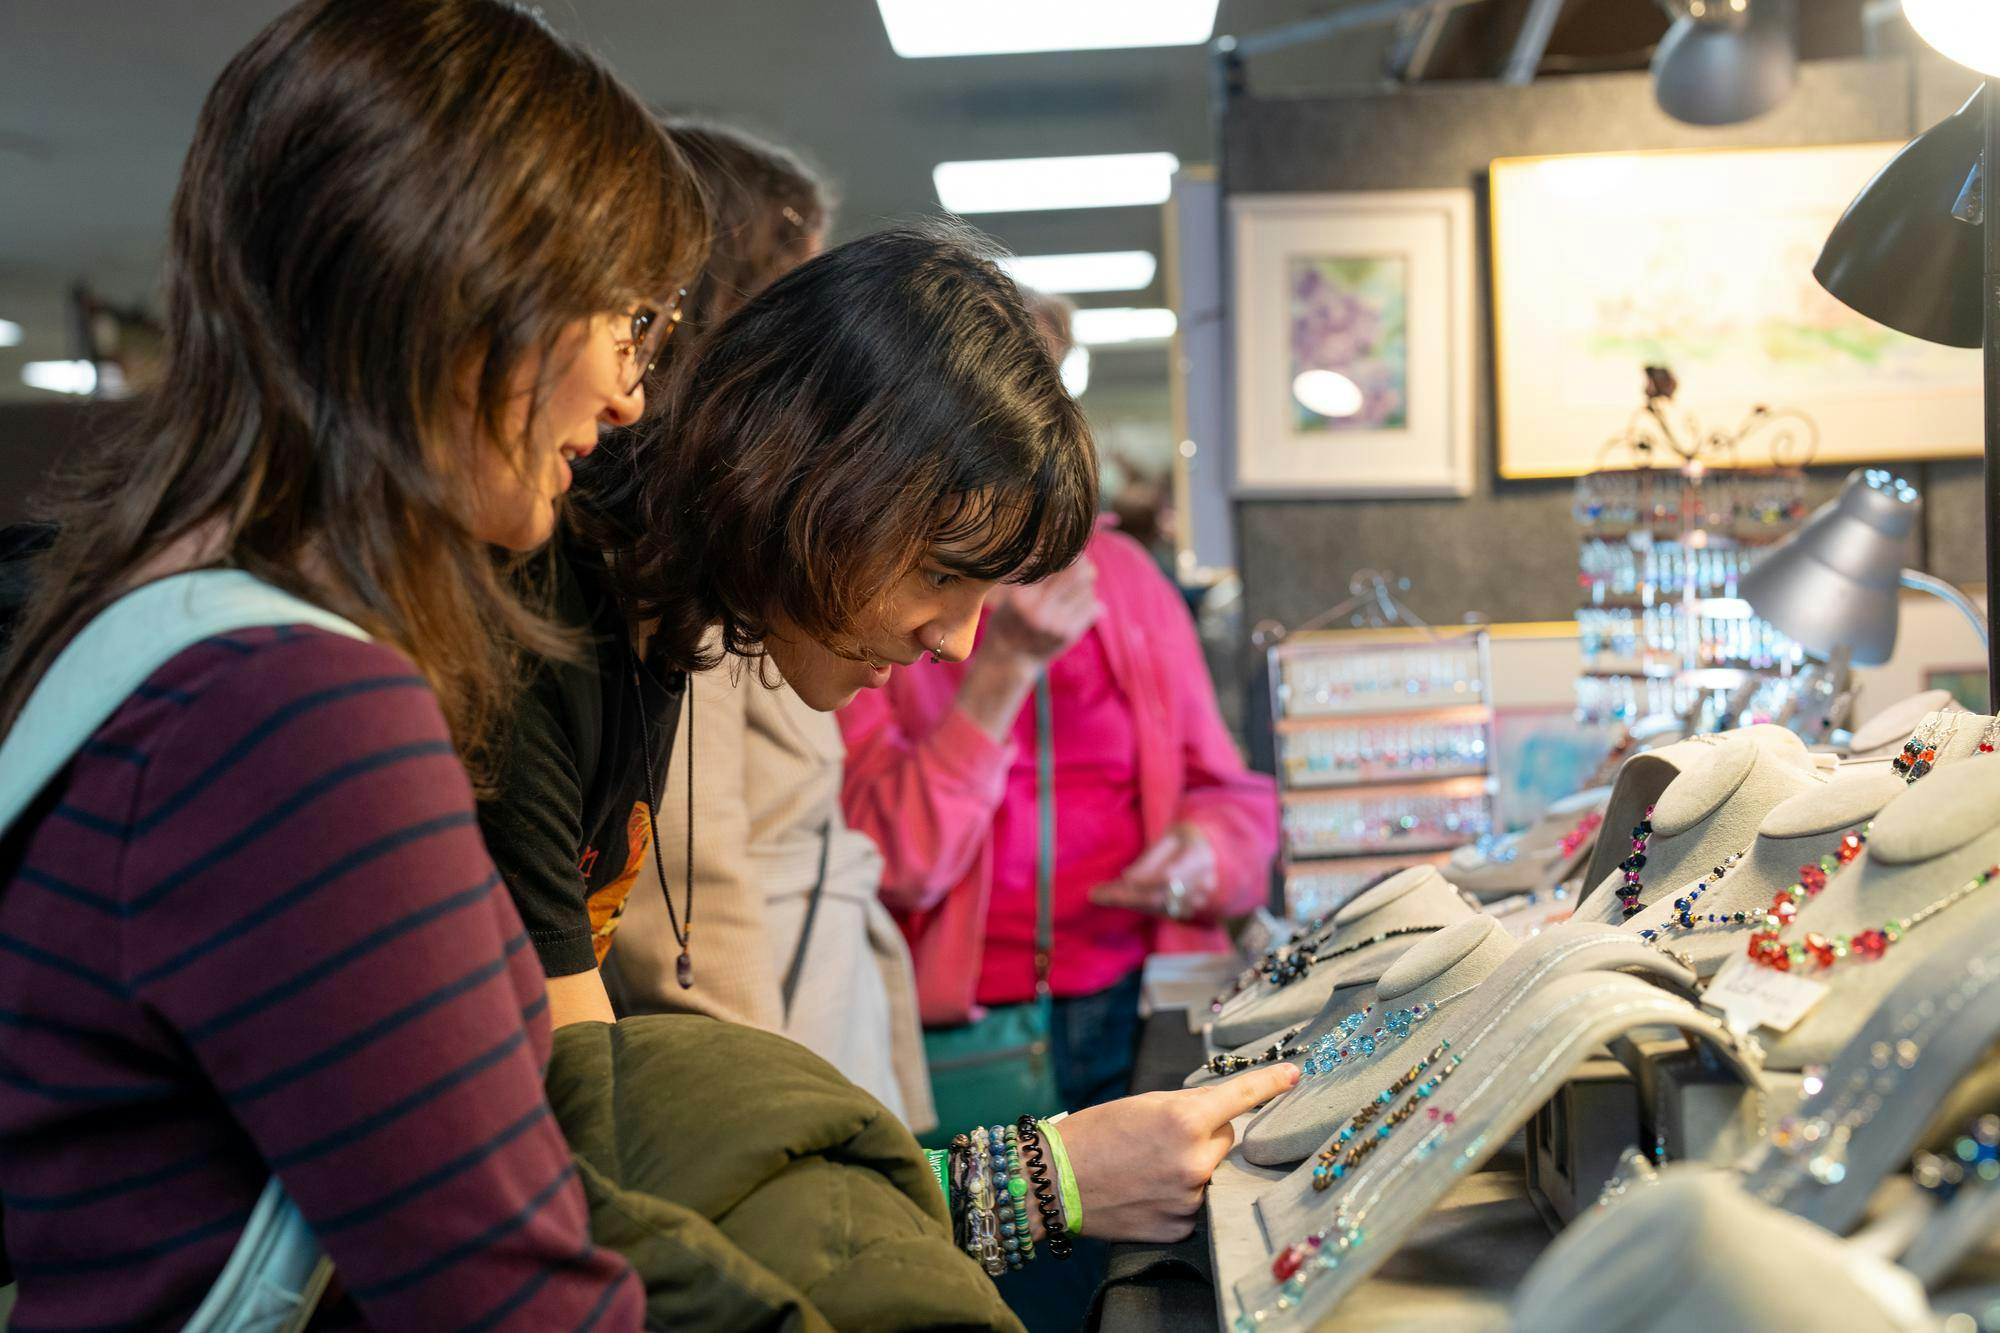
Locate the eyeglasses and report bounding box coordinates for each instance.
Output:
[616,288,686,394]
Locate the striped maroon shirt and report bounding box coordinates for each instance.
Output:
[0,626,641,1331]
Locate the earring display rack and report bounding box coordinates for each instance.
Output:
[1269,628,1496,919]
[1574,464,1810,731]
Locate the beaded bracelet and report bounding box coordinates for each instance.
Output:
[1002,1125,1036,1264]
[1016,1116,1072,1259]
[986,1124,1029,1270]
[964,1128,1005,1275]
[1039,1114,1084,1237]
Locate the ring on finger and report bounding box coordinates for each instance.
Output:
[1166,877,1189,920]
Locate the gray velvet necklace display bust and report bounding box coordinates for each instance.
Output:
[1573,728,1825,926]
[1746,751,2000,1071]
[1844,689,1960,760]
[1446,785,1611,900]
[1512,1172,1931,1333]
[1237,919,1695,1168]
[1208,867,1473,1049]
[1233,971,1761,1326]
[1619,764,1906,975]
[1186,917,1518,1091]
[1737,885,2000,1235]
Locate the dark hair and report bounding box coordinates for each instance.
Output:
[0,0,707,772]
[590,221,1098,672]
[662,119,832,351]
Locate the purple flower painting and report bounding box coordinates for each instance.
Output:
[1289,255,1408,432]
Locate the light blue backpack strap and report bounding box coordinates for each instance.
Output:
[0,568,360,1331]
[181,1177,336,1333]
[0,569,367,830]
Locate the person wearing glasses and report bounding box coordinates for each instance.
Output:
[468,278,691,1031]
[0,0,704,1325]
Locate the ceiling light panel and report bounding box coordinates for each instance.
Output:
[934,152,1181,214]
[997,251,1158,294]
[878,0,1219,58]
[0,319,21,348]
[21,360,98,395]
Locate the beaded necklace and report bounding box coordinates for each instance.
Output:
[1242,984,1670,1325]
[1310,1040,1461,1190]
[1251,925,1441,993]
[1635,847,1750,944]
[1556,810,1604,863]
[1616,804,1658,919]
[1205,1025,1306,1077]
[1979,715,2000,756]
[1750,939,2000,1205]
[1295,931,1648,1205]
[1747,859,1996,973]
[1210,915,1339,1012]
[1298,983,1481,1077]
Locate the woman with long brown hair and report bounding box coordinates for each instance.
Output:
[0,0,702,1326]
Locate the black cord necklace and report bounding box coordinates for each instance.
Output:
[634,664,695,988]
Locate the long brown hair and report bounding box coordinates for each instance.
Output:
[589,221,1098,673]
[663,119,832,347]
[0,0,707,774]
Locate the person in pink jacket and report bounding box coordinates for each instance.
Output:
[839,520,1279,1107]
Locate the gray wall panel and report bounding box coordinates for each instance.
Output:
[1223,55,1988,634]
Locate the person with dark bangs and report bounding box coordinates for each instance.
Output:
[0,0,706,1325]
[592,122,941,1128]
[531,218,1298,1256]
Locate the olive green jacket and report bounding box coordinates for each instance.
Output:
[547,1014,1023,1332]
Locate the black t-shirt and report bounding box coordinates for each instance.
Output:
[477,535,684,976]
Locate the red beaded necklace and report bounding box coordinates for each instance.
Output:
[1745,827,1996,972]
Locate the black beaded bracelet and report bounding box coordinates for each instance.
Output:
[947,1133,973,1250]
[1015,1115,1072,1260]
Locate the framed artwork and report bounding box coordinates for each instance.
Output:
[1491,143,1984,479]
[1925,665,1990,715]
[1230,190,1476,497]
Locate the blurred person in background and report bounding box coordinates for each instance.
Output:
[601,121,935,1130]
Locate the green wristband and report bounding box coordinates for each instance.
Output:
[925,1148,951,1213]
[1037,1117,1083,1237]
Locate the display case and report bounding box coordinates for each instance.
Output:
[1268,628,1496,918]
[1573,463,1811,731]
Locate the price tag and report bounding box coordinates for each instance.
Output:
[1702,952,1828,1034]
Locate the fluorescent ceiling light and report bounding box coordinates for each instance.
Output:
[1060,345,1091,397]
[877,0,1219,57]
[934,152,1180,214]
[0,319,20,348]
[997,251,1157,294]
[1903,0,2000,77]
[22,359,99,395]
[1071,307,1177,346]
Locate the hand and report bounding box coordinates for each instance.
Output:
[981,559,1100,675]
[1090,822,1219,922]
[1056,1064,1300,1243]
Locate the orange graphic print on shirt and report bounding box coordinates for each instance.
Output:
[584,801,652,966]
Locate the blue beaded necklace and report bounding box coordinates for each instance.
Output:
[1298,984,1480,1077]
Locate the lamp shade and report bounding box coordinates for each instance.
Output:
[1738,469,1921,667]
[1652,1,1797,127]
[1813,87,1985,349]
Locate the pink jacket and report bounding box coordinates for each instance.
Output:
[838,527,1279,1025]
